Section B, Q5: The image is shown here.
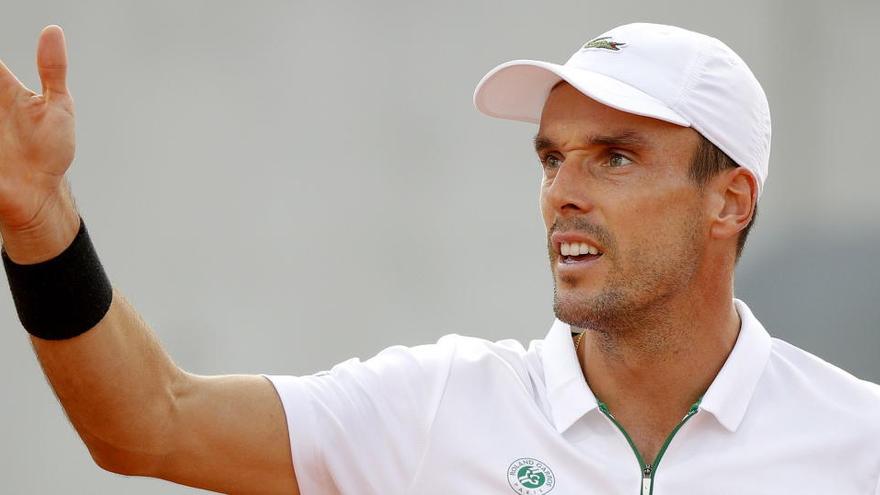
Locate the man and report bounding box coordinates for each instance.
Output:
[1,21,878,495]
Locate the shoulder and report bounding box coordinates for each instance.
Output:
[316,333,543,387]
[374,333,548,403]
[755,338,880,477]
[416,333,544,382]
[765,336,880,423]
[440,332,544,367]
[434,333,537,362]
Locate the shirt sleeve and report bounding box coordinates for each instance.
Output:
[262,335,458,495]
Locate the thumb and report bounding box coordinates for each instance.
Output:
[36,25,69,98]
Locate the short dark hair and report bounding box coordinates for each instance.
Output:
[688,135,757,261]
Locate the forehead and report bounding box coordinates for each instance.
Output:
[537,82,698,151]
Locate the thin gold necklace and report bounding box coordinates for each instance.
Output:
[574,331,586,352]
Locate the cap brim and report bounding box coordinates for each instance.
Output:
[473,60,691,127]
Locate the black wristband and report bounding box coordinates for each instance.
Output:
[1,216,113,340]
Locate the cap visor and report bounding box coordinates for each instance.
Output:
[473,60,690,126]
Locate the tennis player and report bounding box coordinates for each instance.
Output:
[2,23,879,495]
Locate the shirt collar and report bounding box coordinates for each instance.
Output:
[540,298,772,434]
[541,318,599,434]
[698,298,772,432]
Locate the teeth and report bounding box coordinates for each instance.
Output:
[560,241,601,256]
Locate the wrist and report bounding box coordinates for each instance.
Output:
[2,213,114,340]
[0,188,81,265]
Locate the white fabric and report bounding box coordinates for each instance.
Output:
[265,300,880,494]
[473,23,772,199]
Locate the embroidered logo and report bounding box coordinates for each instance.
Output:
[582,36,627,51]
[507,458,556,494]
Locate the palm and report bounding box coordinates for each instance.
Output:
[0,26,75,231]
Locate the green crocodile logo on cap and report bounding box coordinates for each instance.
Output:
[583,36,627,51]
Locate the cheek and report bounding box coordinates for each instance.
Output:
[611,186,701,254]
[538,185,553,229]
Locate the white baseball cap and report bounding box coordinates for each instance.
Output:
[473,22,771,199]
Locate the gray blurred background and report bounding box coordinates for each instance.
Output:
[1,0,878,493]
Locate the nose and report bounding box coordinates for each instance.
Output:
[542,155,596,218]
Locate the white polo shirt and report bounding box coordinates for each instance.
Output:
[265,299,880,494]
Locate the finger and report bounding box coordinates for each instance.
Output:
[37,25,69,98]
[0,58,29,105]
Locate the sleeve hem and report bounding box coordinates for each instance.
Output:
[261,374,324,495]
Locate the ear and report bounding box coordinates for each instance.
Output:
[709,168,757,243]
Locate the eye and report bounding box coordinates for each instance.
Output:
[608,152,633,168]
[541,154,563,170]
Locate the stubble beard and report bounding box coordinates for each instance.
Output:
[550,214,703,352]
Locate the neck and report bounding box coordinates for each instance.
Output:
[575,273,741,418]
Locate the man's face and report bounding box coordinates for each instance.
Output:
[537,82,706,331]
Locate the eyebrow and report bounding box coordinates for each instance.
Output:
[533,130,648,153]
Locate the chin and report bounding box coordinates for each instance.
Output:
[554,287,605,327]
[554,278,641,331]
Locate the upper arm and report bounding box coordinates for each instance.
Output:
[263,341,457,495]
[26,287,298,494]
[144,373,299,495]
[132,339,454,495]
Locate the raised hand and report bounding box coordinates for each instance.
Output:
[0,25,75,234]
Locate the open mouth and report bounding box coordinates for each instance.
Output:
[559,241,603,264]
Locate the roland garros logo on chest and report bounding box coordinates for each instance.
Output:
[507,457,556,494]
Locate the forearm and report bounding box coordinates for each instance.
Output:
[2,184,184,470]
[32,289,185,469]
